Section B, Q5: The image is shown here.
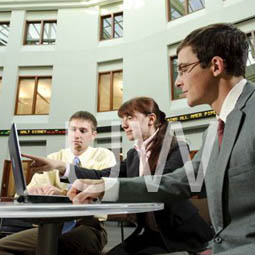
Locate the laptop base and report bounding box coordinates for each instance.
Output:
[17,195,72,203]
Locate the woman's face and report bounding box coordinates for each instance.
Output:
[121,111,156,141]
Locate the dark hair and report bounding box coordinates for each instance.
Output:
[177,23,249,77]
[118,97,176,173]
[69,111,97,131]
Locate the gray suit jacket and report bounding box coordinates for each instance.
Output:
[74,143,213,253]
[117,81,255,254]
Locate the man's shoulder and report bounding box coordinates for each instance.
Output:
[47,148,70,160]
[89,147,114,155]
[83,147,116,167]
[238,80,255,107]
[240,82,255,111]
[126,148,137,158]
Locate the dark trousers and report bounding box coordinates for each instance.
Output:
[0,220,107,255]
[107,229,169,255]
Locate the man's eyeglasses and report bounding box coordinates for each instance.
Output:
[177,61,200,77]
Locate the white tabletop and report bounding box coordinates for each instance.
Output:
[0,202,164,218]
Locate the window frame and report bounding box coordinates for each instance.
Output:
[0,21,10,46]
[100,12,123,41]
[15,76,52,115]
[23,20,57,45]
[97,70,123,112]
[170,56,185,100]
[167,0,205,21]
[245,30,255,82]
[247,30,255,54]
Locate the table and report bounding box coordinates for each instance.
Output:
[0,202,164,255]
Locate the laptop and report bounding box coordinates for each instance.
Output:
[8,123,71,203]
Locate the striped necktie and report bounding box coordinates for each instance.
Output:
[73,156,81,167]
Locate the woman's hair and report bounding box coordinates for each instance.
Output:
[118,97,177,173]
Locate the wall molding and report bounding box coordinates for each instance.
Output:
[0,0,122,11]
[0,110,216,136]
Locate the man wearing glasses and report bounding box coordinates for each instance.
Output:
[71,23,255,254]
[17,23,255,255]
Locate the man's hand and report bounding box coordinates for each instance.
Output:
[42,185,65,195]
[28,185,66,195]
[27,186,45,195]
[22,154,66,175]
[67,179,105,204]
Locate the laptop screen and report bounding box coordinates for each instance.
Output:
[8,123,72,203]
[8,123,27,196]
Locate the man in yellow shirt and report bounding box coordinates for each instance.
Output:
[0,111,116,255]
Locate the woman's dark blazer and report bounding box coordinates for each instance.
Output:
[73,142,214,253]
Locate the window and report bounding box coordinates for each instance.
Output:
[167,0,205,21]
[0,22,10,46]
[170,56,185,100]
[100,12,123,40]
[24,20,57,45]
[98,70,123,112]
[15,76,52,115]
[246,32,255,82]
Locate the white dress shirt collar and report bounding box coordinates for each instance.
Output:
[218,79,247,122]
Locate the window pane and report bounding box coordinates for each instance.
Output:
[102,16,112,40]
[0,23,9,46]
[113,71,123,110]
[171,58,184,100]
[26,22,41,45]
[16,78,35,114]
[43,22,57,45]
[170,0,185,20]
[35,78,52,114]
[99,73,111,111]
[188,0,205,13]
[246,33,255,82]
[114,14,123,38]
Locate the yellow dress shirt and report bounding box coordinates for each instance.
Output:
[27,146,116,191]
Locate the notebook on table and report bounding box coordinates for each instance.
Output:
[8,123,71,203]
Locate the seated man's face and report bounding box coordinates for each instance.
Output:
[68,118,96,153]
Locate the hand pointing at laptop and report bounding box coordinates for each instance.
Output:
[22,153,67,175]
[23,153,105,204]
